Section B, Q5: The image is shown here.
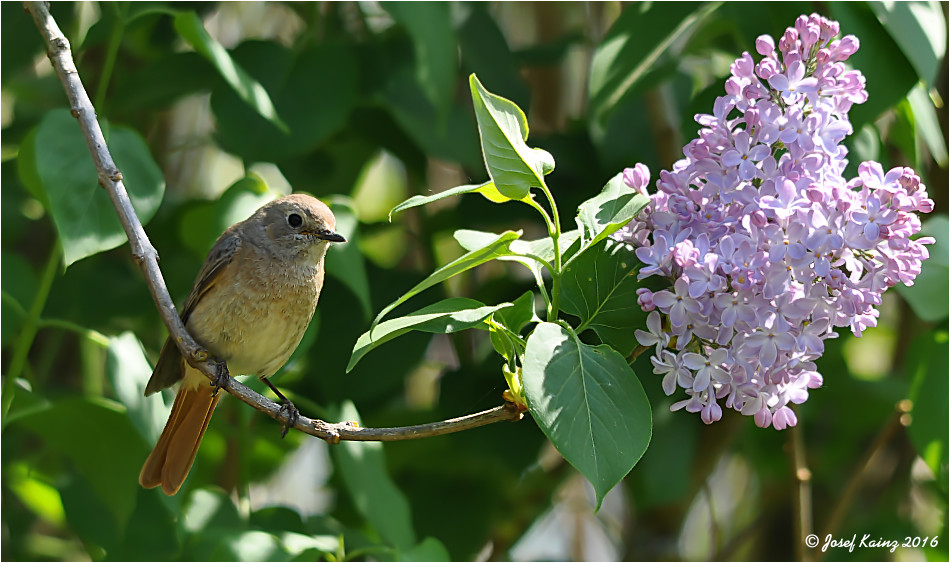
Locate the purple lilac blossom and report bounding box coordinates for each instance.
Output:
[613,13,935,429]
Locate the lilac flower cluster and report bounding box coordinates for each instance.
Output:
[616,14,935,429]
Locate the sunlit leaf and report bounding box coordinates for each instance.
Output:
[470,74,554,200]
[349,298,511,372]
[371,230,521,331]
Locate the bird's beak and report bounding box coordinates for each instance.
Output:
[311,230,346,243]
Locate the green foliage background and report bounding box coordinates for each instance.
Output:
[2,2,947,561]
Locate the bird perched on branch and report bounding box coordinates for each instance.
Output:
[139,194,345,495]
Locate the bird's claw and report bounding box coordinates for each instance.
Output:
[210,359,230,397]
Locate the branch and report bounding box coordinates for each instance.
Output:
[787,407,814,562]
[24,1,525,443]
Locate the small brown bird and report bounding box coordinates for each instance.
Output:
[139,194,345,495]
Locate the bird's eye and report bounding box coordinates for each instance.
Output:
[287,213,303,228]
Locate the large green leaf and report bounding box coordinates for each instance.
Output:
[870,1,947,87]
[575,172,650,257]
[12,396,149,534]
[349,298,511,372]
[469,74,554,200]
[383,2,457,124]
[897,216,948,323]
[173,11,288,132]
[370,230,521,331]
[561,239,645,356]
[330,401,416,550]
[905,330,949,488]
[523,322,652,509]
[588,2,719,135]
[389,180,531,220]
[105,332,170,444]
[20,109,165,267]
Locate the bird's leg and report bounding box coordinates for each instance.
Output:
[210,359,231,397]
[261,377,298,438]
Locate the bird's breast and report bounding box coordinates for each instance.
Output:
[186,251,325,378]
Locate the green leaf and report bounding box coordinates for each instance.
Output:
[23,109,165,267]
[575,172,650,255]
[561,239,645,356]
[349,298,511,372]
[211,41,358,163]
[829,2,919,131]
[12,396,149,533]
[105,332,170,443]
[173,11,288,132]
[326,197,372,321]
[489,290,538,363]
[383,2,457,124]
[588,2,719,135]
[371,230,521,330]
[456,5,530,110]
[523,323,652,509]
[870,1,947,87]
[397,537,451,562]
[331,401,416,550]
[897,215,949,323]
[389,180,531,220]
[469,74,554,200]
[908,82,949,168]
[905,330,949,487]
[454,228,582,288]
[380,66,482,171]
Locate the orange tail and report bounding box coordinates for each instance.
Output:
[139,368,219,495]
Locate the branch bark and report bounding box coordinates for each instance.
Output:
[24,0,524,443]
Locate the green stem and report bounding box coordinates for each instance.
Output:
[94,2,128,111]
[37,318,110,347]
[538,183,563,321]
[2,244,61,419]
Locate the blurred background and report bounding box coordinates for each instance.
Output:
[1,2,947,561]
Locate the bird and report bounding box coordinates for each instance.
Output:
[139,193,345,495]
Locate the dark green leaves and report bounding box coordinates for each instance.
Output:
[588,2,719,134]
[469,74,554,200]
[18,109,165,267]
[523,323,652,508]
[905,330,949,485]
[383,3,457,124]
[174,11,288,132]
[561,239,645,356]
[210,41,358,163]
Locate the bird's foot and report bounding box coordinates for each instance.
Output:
[210,359,230,397]
[262,377,298,438]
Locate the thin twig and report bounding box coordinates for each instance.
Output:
[24,1,524,443]
[787,408,814,562]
